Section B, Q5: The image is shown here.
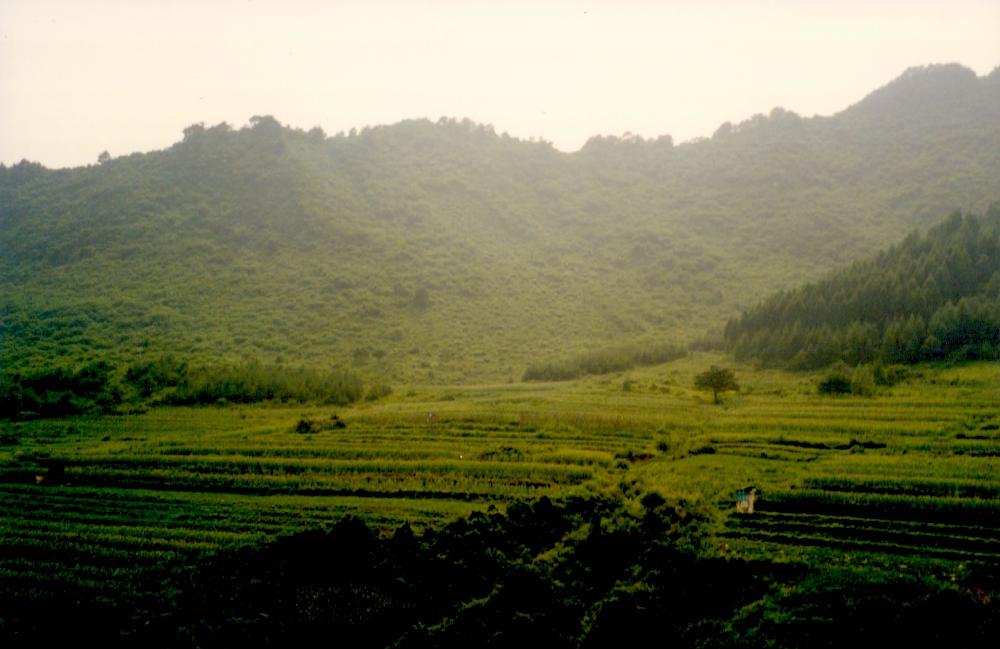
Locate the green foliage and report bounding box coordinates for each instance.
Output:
[3,65,999,382]
[0,362,121,418]
[849,363,877,397]
[124,355,188,399]
[523,342,686,381]
[872,362,908,386]
[727,206,1000,368]
[817,371,852,395]
[163,362,366,406]
[0,358,377,419]
[365,382,393,401]
[694,365,738,403]
[817,363,882,396]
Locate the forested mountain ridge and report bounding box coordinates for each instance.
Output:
[2,64,999,382]
[725,205,1000,368]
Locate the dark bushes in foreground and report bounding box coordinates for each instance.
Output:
[5,493,995,647]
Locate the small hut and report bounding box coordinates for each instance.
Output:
[735,485,757,514]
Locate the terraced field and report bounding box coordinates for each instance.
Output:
[1,356,998,611]
[0,387,636,605]
[628,362,1000,567]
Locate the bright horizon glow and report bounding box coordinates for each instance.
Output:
[1,0,998,168]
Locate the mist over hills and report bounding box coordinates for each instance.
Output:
[2,63,999,382]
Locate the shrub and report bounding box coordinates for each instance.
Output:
[365,383,393,401]
[1,362,122,419]
[819,363,887,396]
[850,364,876,397]
[817,374,852,395]
[873,362,908,386]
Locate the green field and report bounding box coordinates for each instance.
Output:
[2,355,998,615]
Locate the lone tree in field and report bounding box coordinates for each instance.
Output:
[695,366,738,404]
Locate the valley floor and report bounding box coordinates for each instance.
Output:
[1,354,998,642]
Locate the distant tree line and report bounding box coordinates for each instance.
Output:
[725,206,1000,369]
[0,357,380,419]
[523,342,686,381]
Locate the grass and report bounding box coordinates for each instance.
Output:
[1,354,998,604]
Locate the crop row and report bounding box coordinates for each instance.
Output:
[801,476,1000,499]
[61,455,597,479]
[757,489,1000,526]
[729,510,999,539]
[726,513,1000,556]
[721,527,1000,562]
[48,469,572,500]
[140,442,615,465]
[0,482,489,600]
[0,484,484,521]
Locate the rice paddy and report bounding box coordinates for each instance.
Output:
[1,355,998,608]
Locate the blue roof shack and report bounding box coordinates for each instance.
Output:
[735,485,757,514]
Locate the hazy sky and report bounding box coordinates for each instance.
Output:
[2,0,998,168]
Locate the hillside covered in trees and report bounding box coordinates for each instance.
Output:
[2,64,999,382]
[725,206,1000,368]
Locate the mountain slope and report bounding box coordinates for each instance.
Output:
[2,64,999,382]
[724,205,1000,368]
